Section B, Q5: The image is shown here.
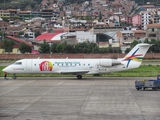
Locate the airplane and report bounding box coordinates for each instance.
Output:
[2,43,151,79]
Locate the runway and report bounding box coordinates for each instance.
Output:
[0,77,160,120]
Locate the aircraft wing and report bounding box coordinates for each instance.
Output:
[60,70,89,74]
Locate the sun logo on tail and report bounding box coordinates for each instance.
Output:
[123,48,143,68]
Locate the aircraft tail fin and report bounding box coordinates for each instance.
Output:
[122,43,151,68]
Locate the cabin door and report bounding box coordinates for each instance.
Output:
[26,59,32,71]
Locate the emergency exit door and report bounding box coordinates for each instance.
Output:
[26,59,32,71]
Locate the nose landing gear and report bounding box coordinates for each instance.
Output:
[76,75,82,79]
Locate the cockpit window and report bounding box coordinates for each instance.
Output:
[14,62,22,65]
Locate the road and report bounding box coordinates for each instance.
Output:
[0,77,160,120]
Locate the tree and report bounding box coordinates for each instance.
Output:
[0,40,14,52]
[63,44,74,53]
[130,40,139,48]
[0,31,3,39]
[88,42,98,53]
[74,42,88,53]
[18,31,24,37]
[147,40,160,53]
[60,41,67,53]
[1,17,9,22]
[19,43,32,54]
[35,31,41,37]
[99,11,102,21]
[24,33,28,38]
[85,16,92,20]
[143,39,160,53]
[39,40,50,53]
[99,48,108,53]
[12,16,20,21]
[92,46,99,53]
[56,43,63,53]
[125,48,131,53]
[82,47,89,53]
[144,38,149,43]
[51,43,58,53]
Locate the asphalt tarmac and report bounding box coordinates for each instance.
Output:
[0,77,160,120]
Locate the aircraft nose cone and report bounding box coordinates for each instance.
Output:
[2,67,8,72]
[2,68,6,72]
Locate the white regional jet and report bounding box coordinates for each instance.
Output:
[2,43,151,79]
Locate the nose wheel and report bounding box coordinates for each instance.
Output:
[76,75,82,79]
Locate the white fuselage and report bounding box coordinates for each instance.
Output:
[3,58,140,75]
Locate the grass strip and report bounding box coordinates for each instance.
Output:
[0,65,160,77]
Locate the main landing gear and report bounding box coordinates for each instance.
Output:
[12,74,17,79]
[76,75,82,79]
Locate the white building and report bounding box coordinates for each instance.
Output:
[24,32,35,41]
[75,31,96,43]
[140,11,152,30]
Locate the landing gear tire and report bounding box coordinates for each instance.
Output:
[143,87,145,90]
[76,75,82,79]
[12,74,17,79]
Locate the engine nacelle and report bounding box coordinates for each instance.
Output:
[99,59,121,67]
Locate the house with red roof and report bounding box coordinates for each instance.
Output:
[35,32,66,42]
[0,36,34,54]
